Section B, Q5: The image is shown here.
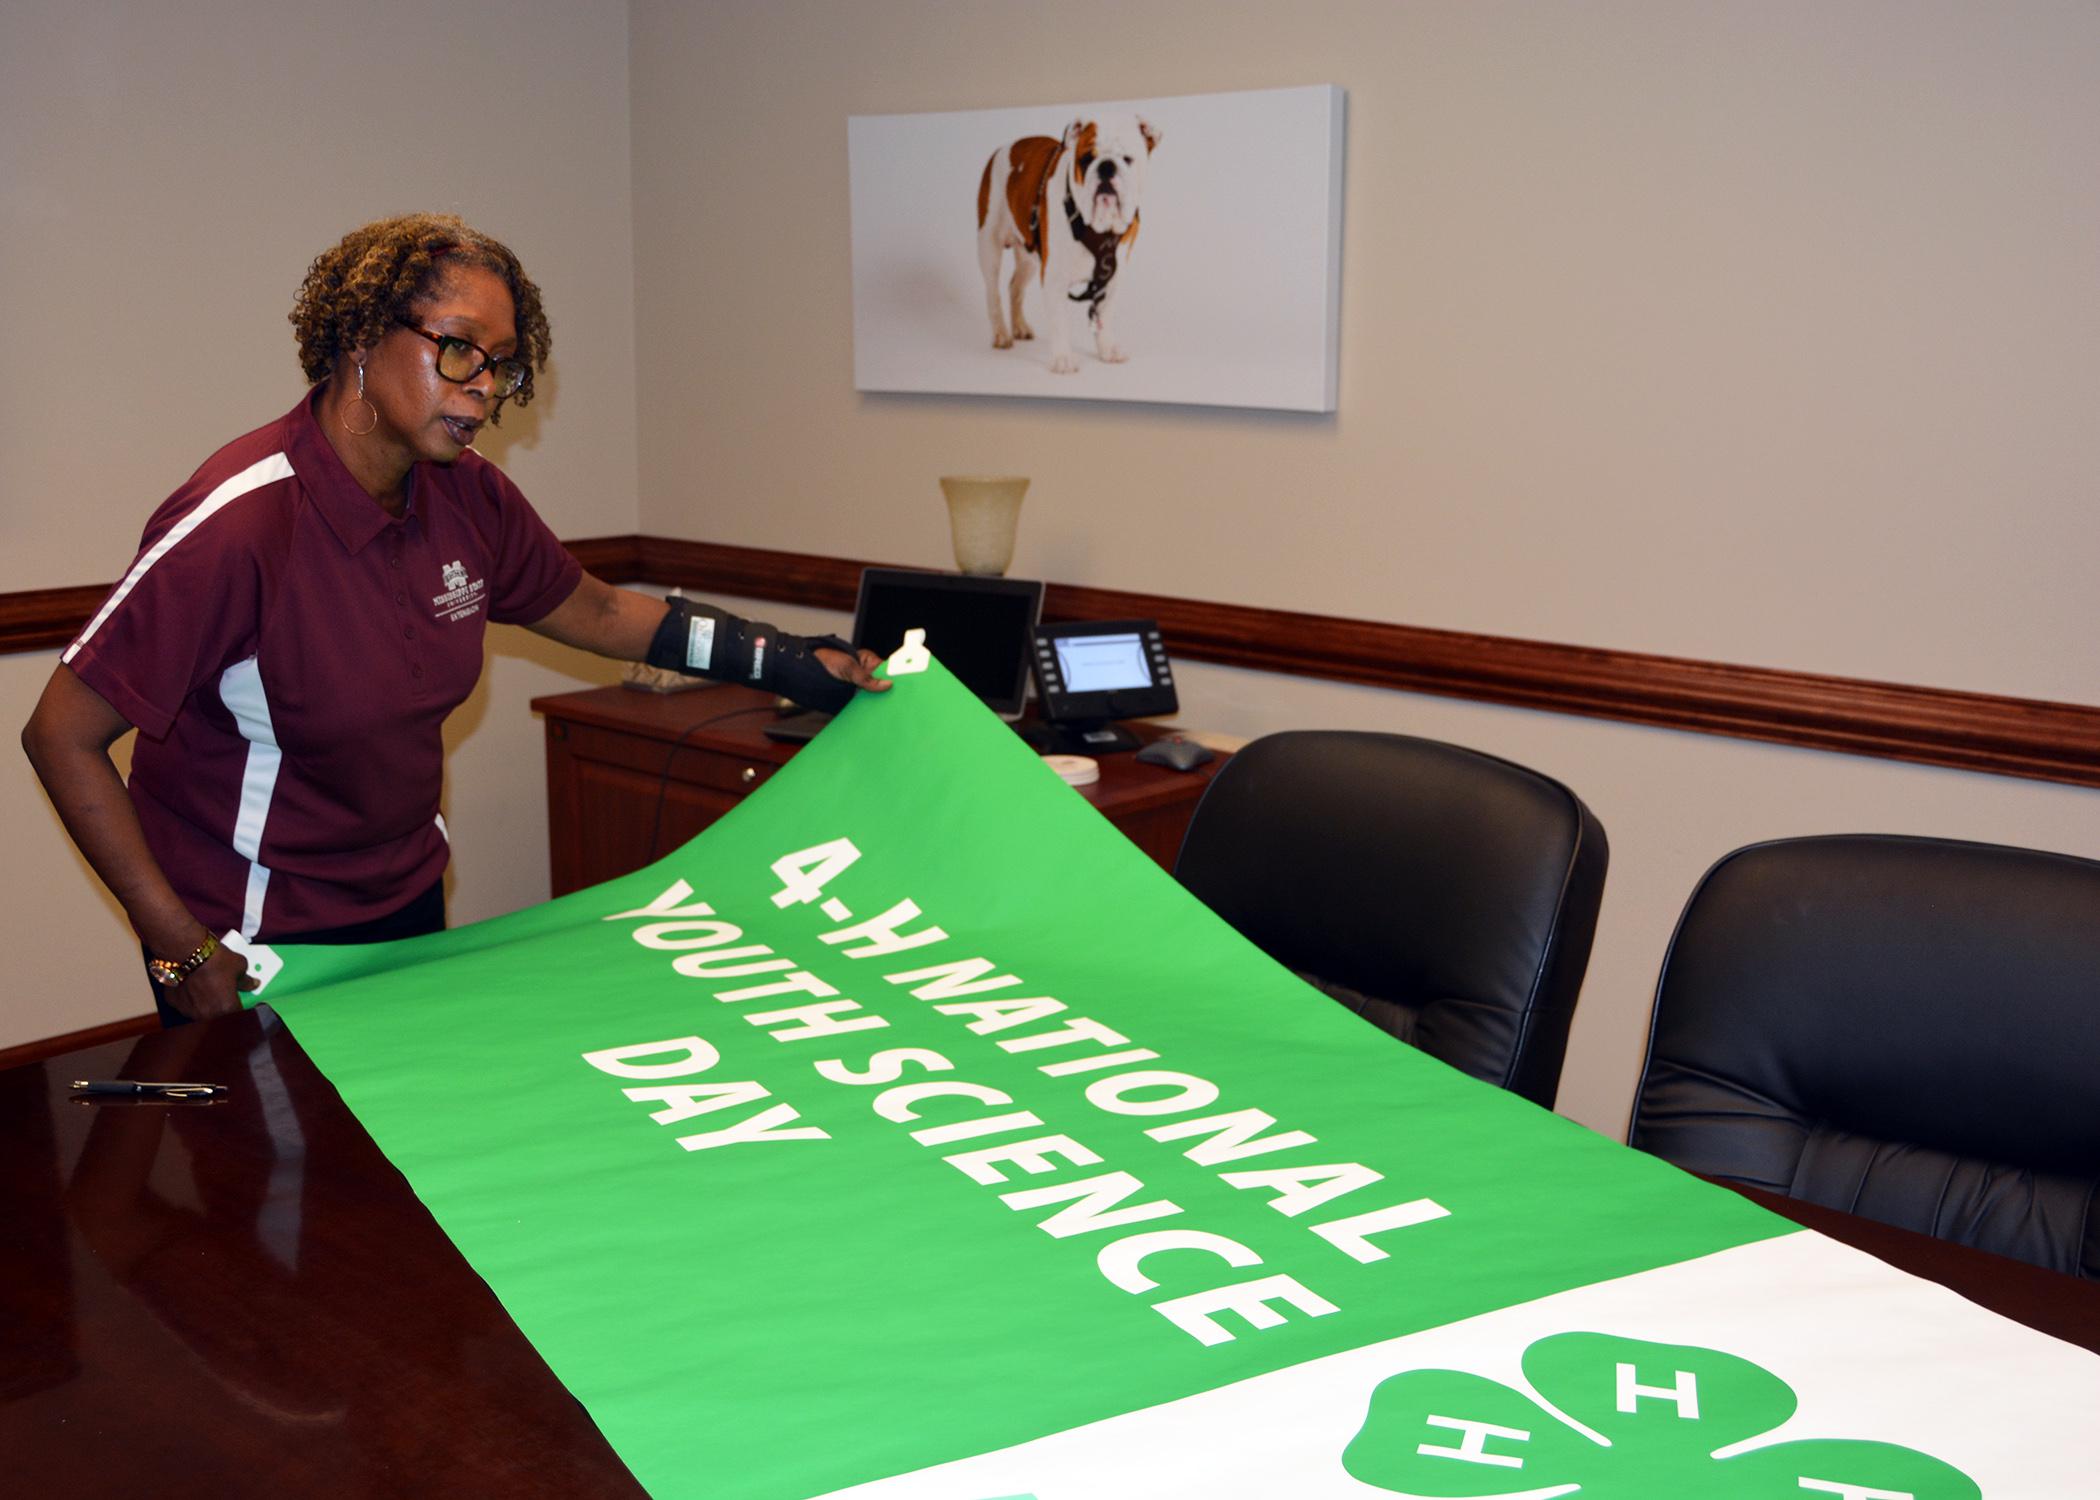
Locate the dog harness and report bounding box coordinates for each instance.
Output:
[1062,186,1125,324]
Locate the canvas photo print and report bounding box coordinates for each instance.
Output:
[849,84,1345,412]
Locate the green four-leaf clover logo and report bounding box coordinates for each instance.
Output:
[1344,1332,1979,1499]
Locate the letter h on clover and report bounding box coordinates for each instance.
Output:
[1341,1332,1980,1500]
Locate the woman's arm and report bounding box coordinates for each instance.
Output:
[526,573,889,694]
[21,667,251,1020]
[525,572,679,659]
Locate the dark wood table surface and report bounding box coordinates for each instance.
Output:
[6,1013,2095,1495]
[0,1010,647,1496]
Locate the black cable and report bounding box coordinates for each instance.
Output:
[645,701,780,860]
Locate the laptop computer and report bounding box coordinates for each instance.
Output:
[763,567,1045,742]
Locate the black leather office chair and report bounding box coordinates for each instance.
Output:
[1628,834,2100,1278]
[1172,730,1608,1108]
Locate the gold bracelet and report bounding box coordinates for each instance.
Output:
[147,934,219,989]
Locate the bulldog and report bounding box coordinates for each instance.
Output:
[976,113,1160,374]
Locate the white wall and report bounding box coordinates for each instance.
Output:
[629,0,2098,701]
[1,0,639,1046]
[626,0,2100,1135]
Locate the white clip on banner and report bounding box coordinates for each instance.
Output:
[886,627,932,676]
[221,930,284,995]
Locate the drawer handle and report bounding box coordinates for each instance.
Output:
[740,766,758,785]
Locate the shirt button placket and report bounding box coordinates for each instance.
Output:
[389,531,423,692]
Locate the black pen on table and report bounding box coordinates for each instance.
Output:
[70,1079,228,1100]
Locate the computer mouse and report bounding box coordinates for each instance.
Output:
[1134,736,1215,771]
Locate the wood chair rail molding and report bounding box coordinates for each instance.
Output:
[9,535,2098,789]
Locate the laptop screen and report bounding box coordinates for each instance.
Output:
[852,568,1044,718]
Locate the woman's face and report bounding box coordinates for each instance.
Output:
[362,263,518,466]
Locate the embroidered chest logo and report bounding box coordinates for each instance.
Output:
[431,559,487,624]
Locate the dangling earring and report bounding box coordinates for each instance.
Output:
[342,360,379,437]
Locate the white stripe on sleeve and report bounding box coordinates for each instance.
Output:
[64,452,295,664]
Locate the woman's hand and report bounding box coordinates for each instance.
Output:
[162,941,259,1022]
[816,647,892,695]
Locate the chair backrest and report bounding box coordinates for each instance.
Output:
[1628,834,2100,1278]
[1172,730,1608,1107]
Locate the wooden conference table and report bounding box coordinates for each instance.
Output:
[6,1014,2097,1496]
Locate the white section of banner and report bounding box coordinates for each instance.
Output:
[817,1228,2100,1499]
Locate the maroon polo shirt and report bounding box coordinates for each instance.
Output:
[65,389,582,940]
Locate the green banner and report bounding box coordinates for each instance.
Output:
[255,656,1805,1498]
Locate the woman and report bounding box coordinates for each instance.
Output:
[21,214,884,1026]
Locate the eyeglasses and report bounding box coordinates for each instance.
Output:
[398,321,528,398]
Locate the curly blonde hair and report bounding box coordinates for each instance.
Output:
[289,213,551,421]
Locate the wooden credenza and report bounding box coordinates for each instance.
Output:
[531,684,1225,896]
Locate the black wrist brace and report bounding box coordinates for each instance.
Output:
[646,597,858,713]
